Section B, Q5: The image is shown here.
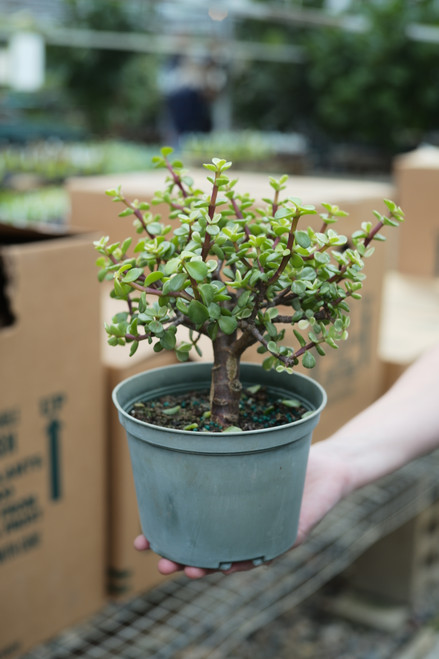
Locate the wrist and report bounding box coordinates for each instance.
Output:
[310,437,359,498]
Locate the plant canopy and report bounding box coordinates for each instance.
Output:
[95,147,404,428]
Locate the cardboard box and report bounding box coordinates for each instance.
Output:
[394,146,439,277]
[0,224,106,658]
[101,291,180,599]
[378,270,439,393]
[346,500,439,605]
[67,169,176,246]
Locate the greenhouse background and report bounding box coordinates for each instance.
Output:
[3,0,439,226]
[1,2,439,659]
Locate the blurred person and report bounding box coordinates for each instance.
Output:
[158,53,213,146]
[134,342,439,578]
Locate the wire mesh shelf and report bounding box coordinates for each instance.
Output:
[22,450,439,659]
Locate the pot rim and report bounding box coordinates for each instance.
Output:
[112,361,327,439]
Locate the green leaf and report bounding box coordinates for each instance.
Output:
[199,284,216,305]
[177,342,192,352]
[121,238,132,254]
[114,279,131,297]
[300,267,316,281]
[295,230,311,249]
[207,302,221,320]
[302,352,316,369]
[165,273,188,292]
[184,423,198,431]
[223,426,243,433]
[185,260,208,281]
[218,315,238,335]
[314,251,330,265]
[164,258,180,275]
[112,312,129,324]
[128,318,138,335]
[176,298,189,314]
[315,343,326,356]
[293,329,306,347]
[262,356,275,371]
[290,254,304,268]
[163,405,180,415]
[144,271,164,286]
[129,341,139,357]
[149,320,163,333]
[122,267,143,283]
[188,300,210,326]
[292,280,307,295]
[281,398,302,408]
[138,292,147,313]
[160,330,177,350]
[146,222,164,235]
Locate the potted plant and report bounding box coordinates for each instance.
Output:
[95,147,403,569]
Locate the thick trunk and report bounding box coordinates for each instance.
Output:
[210,332,241,428]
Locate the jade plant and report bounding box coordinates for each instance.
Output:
[95,147,404,429]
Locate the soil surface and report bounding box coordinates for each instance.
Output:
[129,384,308,432]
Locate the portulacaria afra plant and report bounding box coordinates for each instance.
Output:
[95,147,404,428]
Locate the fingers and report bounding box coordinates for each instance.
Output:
[184,566,214,578]
[133,534,265,578]
[158,557,186,575]
[158,560,214,578]
[184,559,264,578]
[133,535,206,577]
[133,534,150,551]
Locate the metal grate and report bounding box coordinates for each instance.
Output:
[22,449,439,659]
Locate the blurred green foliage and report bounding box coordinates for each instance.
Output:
[5,0,439,167]
[304,0,439,152]
[47,0,162,138]
[180,131,308,174]
[0,140,159,226]
[0,187,69,225]
[231,0,439,155]
[0,140,158,182]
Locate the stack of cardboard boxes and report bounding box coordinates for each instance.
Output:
[0,224,106,658]
[378,146,439,391]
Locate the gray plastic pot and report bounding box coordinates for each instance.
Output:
[112,362,326,569]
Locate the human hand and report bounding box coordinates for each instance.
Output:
[134,440,352,579]
[134,534,257,579]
